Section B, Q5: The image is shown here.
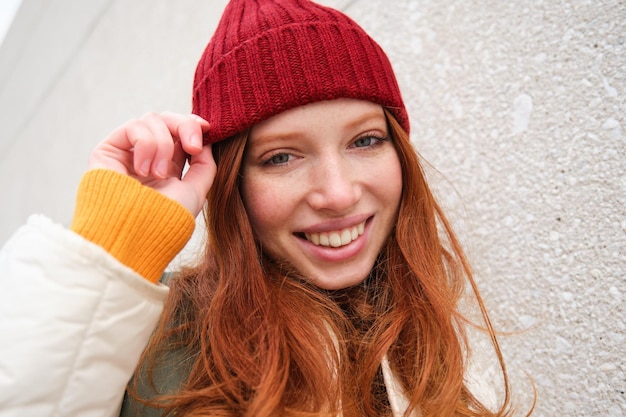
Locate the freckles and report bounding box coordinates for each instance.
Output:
[378,156,402,204]
[376,154,401,182]
[242,177,289,228]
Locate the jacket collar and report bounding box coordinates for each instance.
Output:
[381,355,421,417]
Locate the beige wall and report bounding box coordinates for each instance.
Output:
[0,0,624,415]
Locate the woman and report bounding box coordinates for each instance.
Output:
[0,0,528,416]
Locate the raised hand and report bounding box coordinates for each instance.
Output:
[88,112,216,217]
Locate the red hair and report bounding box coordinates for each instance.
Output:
[129,111,529,416]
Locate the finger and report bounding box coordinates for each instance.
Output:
[160,112,210,156]
[101,117,166,177]
[88,135,134,174]
[88,120,150,175]
[170,139,187,178]
[139,113,176,179]
[182,144,217,208]
[123,121,160,177]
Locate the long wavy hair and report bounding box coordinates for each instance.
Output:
[130,109,526,416]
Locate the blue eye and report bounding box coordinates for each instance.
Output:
[352,135,386,148]
[265,153,292,165]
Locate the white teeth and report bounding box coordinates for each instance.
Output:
[340,230,352,246]
[303,221,366,248]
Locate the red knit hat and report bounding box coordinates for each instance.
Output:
[192,0,409,144]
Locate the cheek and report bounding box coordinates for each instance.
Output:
[241,177,288,237]
[393,164,403,204]
[375,153,403,208]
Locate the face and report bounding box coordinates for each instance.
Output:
[240,98,403,290]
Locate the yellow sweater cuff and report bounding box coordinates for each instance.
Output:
[70,169,196,283]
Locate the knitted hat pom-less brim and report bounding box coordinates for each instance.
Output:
[192,0,409,144]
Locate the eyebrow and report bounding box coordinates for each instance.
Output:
[343,109,387,131]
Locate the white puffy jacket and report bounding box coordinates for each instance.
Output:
[0,215,168,417]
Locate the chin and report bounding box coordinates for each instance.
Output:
[308,273,369,291]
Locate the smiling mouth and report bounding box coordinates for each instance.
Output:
[301,220,366,248]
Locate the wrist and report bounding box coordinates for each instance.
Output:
[71,169,196,283]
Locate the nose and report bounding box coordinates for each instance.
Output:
[306,156,361,213]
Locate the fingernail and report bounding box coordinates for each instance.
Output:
[191,114,209,126]
[140,160,151,176]
[191,133,202,149]
[156,160,169,177]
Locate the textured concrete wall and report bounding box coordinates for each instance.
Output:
[0,1,623,416]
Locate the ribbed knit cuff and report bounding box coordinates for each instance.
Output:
[70,169,196,283]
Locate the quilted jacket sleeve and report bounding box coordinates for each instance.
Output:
[0,215,169,417]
